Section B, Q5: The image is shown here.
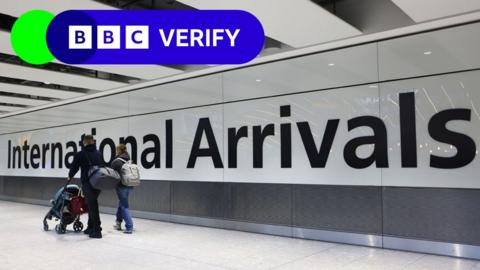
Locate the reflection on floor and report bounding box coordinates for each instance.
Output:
[0,200,478,270]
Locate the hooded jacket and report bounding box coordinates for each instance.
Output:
[68,144,104,184]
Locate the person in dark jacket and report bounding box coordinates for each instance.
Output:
[111,144,134,234]
[68,134,104,239]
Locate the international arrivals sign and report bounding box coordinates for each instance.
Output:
[5,93,476,171]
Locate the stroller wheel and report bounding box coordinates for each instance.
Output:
[55,224,66,234]
[43,222,49,231]
[73,221,84,233]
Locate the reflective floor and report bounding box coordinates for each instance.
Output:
[0,200,478,270]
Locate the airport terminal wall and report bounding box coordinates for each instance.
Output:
[1,22,480,259]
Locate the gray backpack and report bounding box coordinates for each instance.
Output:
[116,158,141,187]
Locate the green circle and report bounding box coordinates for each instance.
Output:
[11,10,55,65]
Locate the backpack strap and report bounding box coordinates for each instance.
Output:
[116,157,128,164]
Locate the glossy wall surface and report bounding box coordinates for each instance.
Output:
[1,22,480,259]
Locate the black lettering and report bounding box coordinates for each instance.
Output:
[399,92,417,167]
[141,134,161,169]
[428,109,476,168]
[41,143,49,168]
[64,141,78,168]
[12,145,21,169]
[344,116,388,169]
[7,140,11,169]
[166,119,173,168]
[228,126,248,168]
[99,138,116,164]
[22,140,30,169]
[253,124,275,168]
[297,119,339,168]
[187,118,223,168]
[280,105,292,168]
[51,142,63,169]
[30,144,40,169]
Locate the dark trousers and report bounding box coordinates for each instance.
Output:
[83,182,102,233]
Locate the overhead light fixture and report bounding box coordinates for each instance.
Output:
[423,51,432,55]
[255,79,262,82]
[328,63,335,66]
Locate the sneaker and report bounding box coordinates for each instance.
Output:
[113,221,122,231]
[124,228,133,234]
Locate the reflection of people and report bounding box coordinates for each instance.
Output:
[111,144,134,234]
[68,135,103,239]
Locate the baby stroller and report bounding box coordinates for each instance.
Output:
[43,180,88,234]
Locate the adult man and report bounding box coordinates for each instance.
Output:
[68,134,103,238]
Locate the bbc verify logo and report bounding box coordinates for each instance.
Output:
[69,25,241,50]
[11,10,264,65]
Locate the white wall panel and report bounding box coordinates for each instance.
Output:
[379,23,480,81]
[223,43,377,102]
[0,118,45,131]
[380,70,480,188]
[0,93,130,131]
[52,94,130,121]
[128,75,222,115]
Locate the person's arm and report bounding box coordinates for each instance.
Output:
[111,158,122,172]
[68,152,81,180]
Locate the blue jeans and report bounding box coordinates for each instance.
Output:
[116,186,133,230]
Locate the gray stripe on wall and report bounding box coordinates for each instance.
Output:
[293,185,382,234]
[383,186,480,246]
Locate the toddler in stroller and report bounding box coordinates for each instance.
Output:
[43,180,88,234]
